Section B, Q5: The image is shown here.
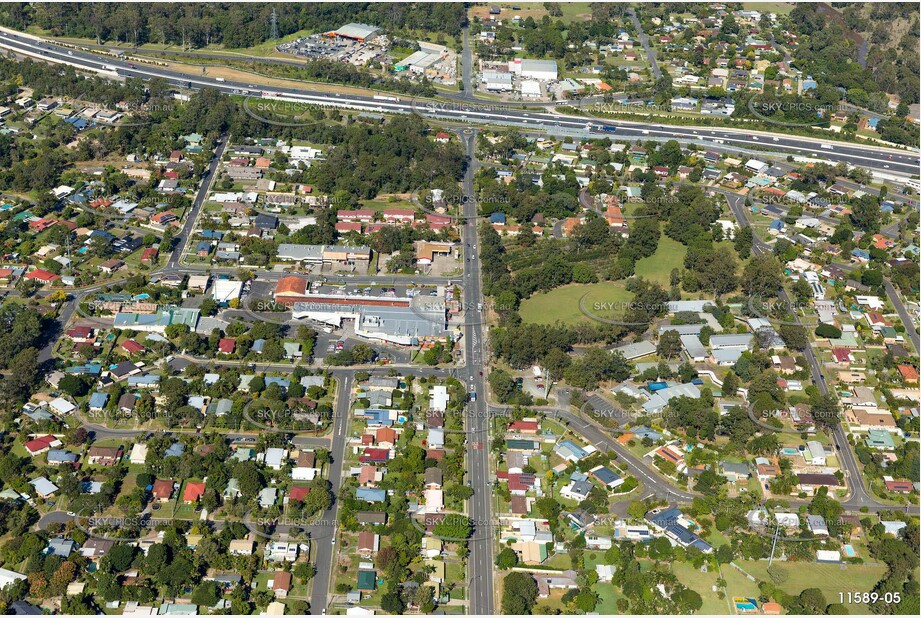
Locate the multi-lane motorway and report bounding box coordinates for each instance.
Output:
[0,29,918,178]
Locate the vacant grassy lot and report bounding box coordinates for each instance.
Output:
[558,2,595,23]
[470,2,593,26]
[518,282,633,325]
[634,235,687,286]
[742,2,797,15]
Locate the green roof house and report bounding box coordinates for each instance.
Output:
[357,569,377,591]
[865,429,896,450]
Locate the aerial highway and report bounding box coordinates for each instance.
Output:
[1,29,918,177]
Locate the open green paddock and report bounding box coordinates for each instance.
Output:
[518,282,633,326]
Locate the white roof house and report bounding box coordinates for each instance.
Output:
[881,521,907,536]
[642,383,701,414]
[49,397,77,415]
[806,440,827,465]
[129,443,149,465]
[264,448,287,470]
[212,279,243,303]
[258,487,277,508]
[30,477,59,497]
[429,385,449,413]
[0,567,27,589]
[807,514,829,536]
[187,274,210,291]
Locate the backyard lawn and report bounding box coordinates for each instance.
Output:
[720,564,761,602]
[737,560,887,613]
[672,561,729,615]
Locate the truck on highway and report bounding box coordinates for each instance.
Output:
[602,125,617,132]
[215,77,226,83]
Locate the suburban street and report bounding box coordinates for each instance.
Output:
[884,279,920,353]
[627,7,662,80]
[168,135,228,267]
[723,192,894,511]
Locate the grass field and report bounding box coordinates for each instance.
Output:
[518,282,633,325]
[672,562,729,614]
[361,197,414,211]
[737,560,887,613]
[469,2,593,25]
[634,235,687,286]
[742,2,797,15]
[558,2,595,23]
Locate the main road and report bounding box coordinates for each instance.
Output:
[0,29,917,177]
[310,373,352,614]
[458,128,495,615]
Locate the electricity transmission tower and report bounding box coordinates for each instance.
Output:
[270,8,279,41]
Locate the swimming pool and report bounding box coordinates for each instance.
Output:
[733,597,758,613]
[843,544,856,557]
[781,447,799,456]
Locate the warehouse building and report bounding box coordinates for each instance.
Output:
[325,23,380,42]
[482,71,514,92]
[292,300,449,346]
[509,58,558,81]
